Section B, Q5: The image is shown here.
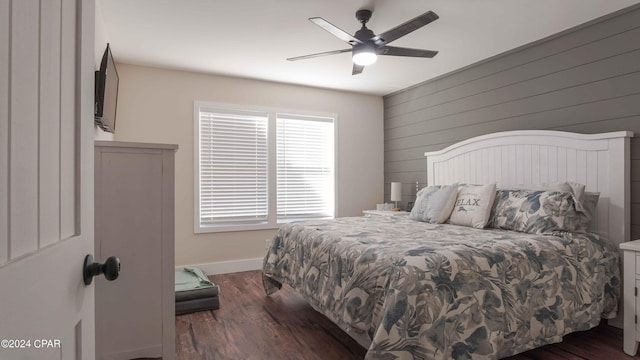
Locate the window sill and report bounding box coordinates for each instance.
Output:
[195,223,279,234]
[195,216,334,234]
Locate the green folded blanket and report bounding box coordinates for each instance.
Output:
[175,267,215,293]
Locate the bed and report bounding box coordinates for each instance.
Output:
[262,130,633,359]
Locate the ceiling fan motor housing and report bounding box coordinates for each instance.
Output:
[355,27,376,42]
[356,9,372,24]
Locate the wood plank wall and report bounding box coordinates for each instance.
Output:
[0,0,78,266]
[383,4,640,238]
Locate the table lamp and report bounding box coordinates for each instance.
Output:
[390,182,402,211]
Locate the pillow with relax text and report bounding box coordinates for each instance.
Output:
[449,183,497,229]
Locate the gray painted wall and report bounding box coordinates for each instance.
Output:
[383,4,640,238]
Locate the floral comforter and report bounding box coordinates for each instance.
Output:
[262,216,619,360]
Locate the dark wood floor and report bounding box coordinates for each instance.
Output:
[176,270,640,360]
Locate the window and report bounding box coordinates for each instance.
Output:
[197,107,268,226]
[195,102,335,232]
[277,114,334,220]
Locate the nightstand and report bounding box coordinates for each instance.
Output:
[363,210,409,217]
[620,239,640,356]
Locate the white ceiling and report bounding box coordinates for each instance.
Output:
[97,0,640,96]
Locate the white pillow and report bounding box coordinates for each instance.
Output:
[409,184,458,224]
[449,183,497,229]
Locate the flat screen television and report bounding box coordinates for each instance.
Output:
[95,43,119,133]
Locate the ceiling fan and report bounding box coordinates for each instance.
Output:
[287,9,439,75]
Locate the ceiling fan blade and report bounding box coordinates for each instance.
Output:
[309,17,363,45]
[287,48,352,61]
[379,46,438,58]
[352,63,364,75]
[374,11,439,45]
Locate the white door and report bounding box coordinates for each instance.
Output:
[0,0,96,359]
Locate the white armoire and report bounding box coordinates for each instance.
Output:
[94,141,178,359]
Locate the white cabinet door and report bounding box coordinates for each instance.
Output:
[95,142,176,359]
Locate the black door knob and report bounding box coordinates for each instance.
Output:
[83,254,121,285]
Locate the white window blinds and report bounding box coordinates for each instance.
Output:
[277,114,334,220]
[198,108,268,224]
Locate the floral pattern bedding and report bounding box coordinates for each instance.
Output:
[262,216,619,360]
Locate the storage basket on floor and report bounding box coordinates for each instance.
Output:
[175,267,220,315]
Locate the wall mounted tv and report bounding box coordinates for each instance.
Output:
[94,43,119,133]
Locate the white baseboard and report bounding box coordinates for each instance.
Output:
[176,257,263,275]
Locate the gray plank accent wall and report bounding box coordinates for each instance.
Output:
[633,141,640,239]
[383,3,640,237]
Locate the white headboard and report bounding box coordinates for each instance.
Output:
[424,130,633,247]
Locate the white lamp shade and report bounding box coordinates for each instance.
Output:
[390,182,402,202]
[352,44,377,66]
[352,51,377,66]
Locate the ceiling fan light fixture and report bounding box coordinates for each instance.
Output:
[352,45,377,66]
[291,10,439,74]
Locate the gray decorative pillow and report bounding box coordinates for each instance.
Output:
[489,189,589,234]
[416,185,440,199]
[582,191,600,230]
[536,181,586,212]
[410,184,458,223]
